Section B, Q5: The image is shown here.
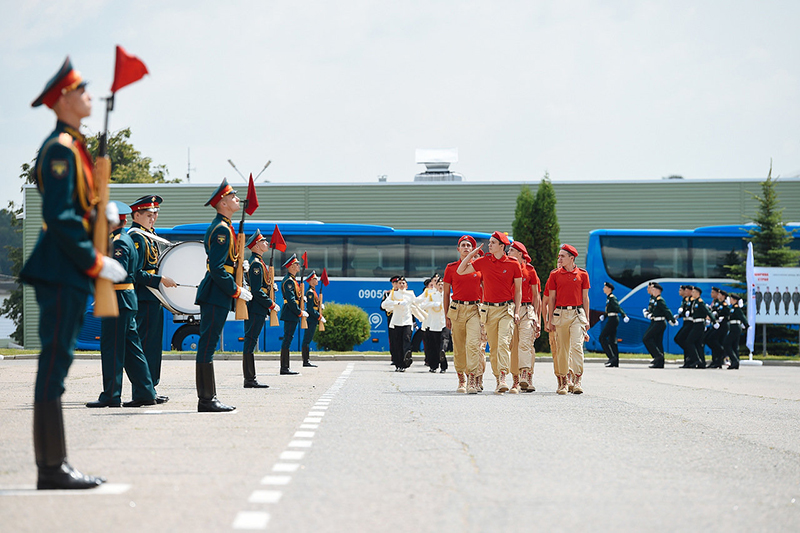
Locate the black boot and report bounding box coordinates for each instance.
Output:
[34,399,105,490]
[242,352,269,388]
[302,346,317,367]
[280,347,299,375]
[196,362,236,412]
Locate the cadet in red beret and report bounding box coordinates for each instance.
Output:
[507,240,541,393]
[544,243,591,394]
[457,231,522,394]
[443,235,483,392]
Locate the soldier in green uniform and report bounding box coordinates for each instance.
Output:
[642,282,674,368]
[280,254,307,375]
[22,58,128,489]
[723,294,749,369]
[128,195,176,401]
[194,178,253,412]
[302,271,325,367]
[684,286,713,369]
[87,201,159,408]
[242,229,279,388]
[707,289,730,368]
[674,286,694,368]
[598,282,628,367]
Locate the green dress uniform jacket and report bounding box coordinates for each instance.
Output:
[605,294,626,317]
[129,222,163,303]
[20,122,102,402]
[280,272,302,351]
[195,213,239,310]
[247,254,274,315]
[302,286,321,349]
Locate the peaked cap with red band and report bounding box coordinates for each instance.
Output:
[205,178,236,207]
[130,194,162,213]
[246,228,267,249]
[283,254,299,268]
[491,231,511,246]
[32,57,87,109]
[560,243,579,257]
[458,235,477,248]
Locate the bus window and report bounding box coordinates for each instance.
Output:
[276,236,345,277]
[408,237,456,277]
[346,237,405,278]
[600,236,689,288]
[689,237,746,278]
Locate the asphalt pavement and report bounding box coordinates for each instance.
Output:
[1,356,798,532]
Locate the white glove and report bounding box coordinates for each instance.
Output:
[717,316,724,323]
[273,282,279,292]
[98,256,127,282]
[321,317,327,324]
[642,309,649,317]
[623,316,630,323]
[301,310,309,317]
[673,314,679,320]
[105,202,119,225]
[238,286,253,301]
[271,303,280,312]
[677,307,684,315]
[669,320,678,326]
[243,260,250,273]
[685,311,691,317]
[598,315,605,321]
[321,303,325,310]
[713,322,720,329]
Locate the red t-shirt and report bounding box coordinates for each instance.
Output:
[520,263,540,303]
[443,261,483,302]
[544,266,590,306]
[471,254,522,303]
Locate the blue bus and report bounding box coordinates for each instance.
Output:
[77,221,491,352]
[584,224,800,354]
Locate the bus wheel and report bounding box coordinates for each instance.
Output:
[172,324,201,351]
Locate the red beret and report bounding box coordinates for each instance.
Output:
[491,231,511,246]
[561,243,578,257]
[510,240,528,255]
[523,253,532,263]
[458,235,477,248]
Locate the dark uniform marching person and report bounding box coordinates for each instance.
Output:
[128,194,176,401]
[598,282,628,367]
[280,254,307,375]
[87,201,160,408]
[723,294,749,369]
[673,285,694,366]
[21,58,129,489]
[302,271,324,367]
[242,229,280,388]
[707,289,730,368]
[683,286,713,369]
[195,179,253,412]
[642,282,673,368]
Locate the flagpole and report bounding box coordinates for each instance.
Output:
[743,242,763,366]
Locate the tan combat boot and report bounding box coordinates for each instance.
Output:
[572,373,583,394]
[510,373,520,394]
[495,371,509,394]
[519,368,529,390]
[457,372,467,394]
[476,374,484,392]
[556,375,568,395]
[567,371,575,393]
[466,373,478,394]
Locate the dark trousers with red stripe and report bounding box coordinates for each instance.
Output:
[136,300,164,387]
[196,302,229,364]
[34,284,87,402]
[99,308,155,403]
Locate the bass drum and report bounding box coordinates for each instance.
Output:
[157,241,206,315]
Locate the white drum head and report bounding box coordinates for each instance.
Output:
[158,241,206,315]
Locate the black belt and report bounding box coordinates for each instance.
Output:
[484,301,512,307]
[521,302,533,306]
[453,300,480,305]
[557,306,581,310]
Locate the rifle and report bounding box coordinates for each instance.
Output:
[92,96,119,317]
[317,268,329,332]
[234,200,248,320]
[317,293,325,332]
[299,251,307,330]
[268,246,278,326]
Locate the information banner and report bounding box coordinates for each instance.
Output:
[750,267,800,324]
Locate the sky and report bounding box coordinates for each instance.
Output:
[1,0,799,210]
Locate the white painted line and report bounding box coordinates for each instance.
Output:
[299,424,318,429]
[280,451,305,460]
[272,463,300,472]
[232,511,270,529]
[293,431,315,438]
[312,405,328,410]
[260,475,291,486]
[140,410,199,414]
[303,417,322,423]
[307,411,325,417]
[0,483,131,496]
[288,440,312,448]
[248,490,283,504]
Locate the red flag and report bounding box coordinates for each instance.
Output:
[245,173,259,215]
[301,252,308,269]
[110,45,149,93]
[270,225,286,252]
[321,268,329,287]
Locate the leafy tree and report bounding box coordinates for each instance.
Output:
[2,128,175,345]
